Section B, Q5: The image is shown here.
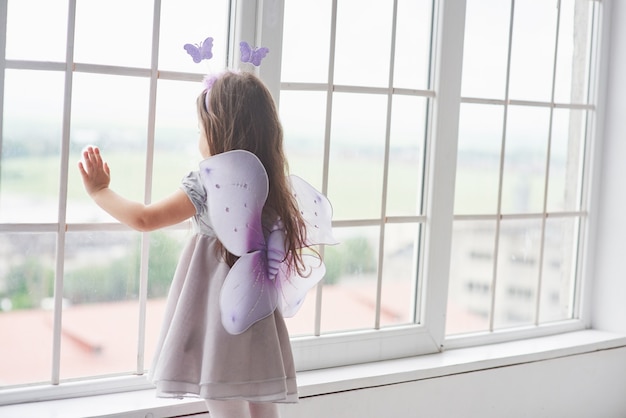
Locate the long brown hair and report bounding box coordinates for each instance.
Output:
[197,71,308,274]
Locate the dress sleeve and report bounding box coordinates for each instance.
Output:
[180,171,207,215]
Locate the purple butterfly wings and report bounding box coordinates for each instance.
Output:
[240,41,269,66]
[184,36,214,63]
[200,150,268,256]
[199,150,336,334]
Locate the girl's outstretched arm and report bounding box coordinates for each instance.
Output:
[78,146,196,232]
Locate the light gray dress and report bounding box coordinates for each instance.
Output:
[148,171,298,403]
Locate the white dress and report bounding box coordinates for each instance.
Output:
[148,171,298,402]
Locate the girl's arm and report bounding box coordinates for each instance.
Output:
[78,146,197,232]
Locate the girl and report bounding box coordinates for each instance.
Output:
[79,71,325,418]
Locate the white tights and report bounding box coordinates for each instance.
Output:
[205,399,280,418]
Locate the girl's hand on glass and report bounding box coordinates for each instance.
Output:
[78,146,111,197]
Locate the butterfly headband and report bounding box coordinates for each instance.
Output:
[184,36,270,110]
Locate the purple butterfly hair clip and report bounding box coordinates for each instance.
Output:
[184,36,214,63]
[188,37,270,111]
[240,41,269,66]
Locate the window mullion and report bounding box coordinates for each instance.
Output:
[578,1,602,327]
[256,0,285,103]
[51,0,77,386]
[487,0,516,333]
[373,0,400,330]
[135,0,162,376]
[311,0,338,337]
[421,0,467,347]
[533,0,564,326]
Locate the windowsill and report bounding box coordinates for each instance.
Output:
[2,329,625,418]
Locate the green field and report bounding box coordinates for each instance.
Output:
[0,150,565,221]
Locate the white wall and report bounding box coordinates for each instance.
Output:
[281,347,626,418]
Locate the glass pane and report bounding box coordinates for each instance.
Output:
[159,0,230,73]
[393,0,433,90]
[386,95,427,217]
[74,0,154,68]
[547,109,586,212]
[6,0,68,61]
[539,217,578,323]
[61,231,141,379]
[380,222,420,327]
[320,226,380,333]
[284,285,319,337]
[508,0,558,102]
[144,229,189,369]
[281,0,332,83]
[554,0,594,104]
[152,80,201,202]
[501,106,550,214]
[454,103,504,215]
[0,233,55,385]
[328,93,387,220]
[67,73,150,223]
[280,90,328,191]
[461,0,511,99]
[493,218,542,329]
[334,0,393,87]
[447,220,494,335]
[1,70,64,223]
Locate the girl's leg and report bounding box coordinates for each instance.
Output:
[205,399,250,418]
[249,402,280,418]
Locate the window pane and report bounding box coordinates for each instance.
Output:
[328,93,387,220]
[1,70,64,223]
[386,95,427,217]
[158,0,230,73]
[334,0,393,87]
[280,90,328,190]
[144,229,189,369]
[539,217,578,323]
[554,0,594,104]
[284,286,319,337]
[6,0,68,61]
[454,103,504,215]
[380,222,421,327]
[547,109,586,212]
[152,80,201,202]
[501,106,550,214]
[393,0,433,90]
[67,73,150,223]
[320,226,380,333]
[508,0,558,102]
[61,231,141,379]
[447,220,494,335]
[0,233,55,385]
[74,0,153,68]
[461,0,511,99]
[493,219,542,329]
[281,0,332,83]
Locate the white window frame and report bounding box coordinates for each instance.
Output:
[0,0,611,407]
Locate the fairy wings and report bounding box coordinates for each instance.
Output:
[199,150,337,335]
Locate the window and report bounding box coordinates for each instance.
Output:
[0,0,230,388]
[278,0,440,369]
[0,0,603,405]
[447,0,597,336]
[280,0,432,332]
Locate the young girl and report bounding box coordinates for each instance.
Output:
[79,71,332,418]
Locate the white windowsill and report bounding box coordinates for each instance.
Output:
[2,329,625,418]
